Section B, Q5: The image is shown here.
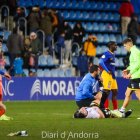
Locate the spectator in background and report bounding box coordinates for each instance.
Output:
[64,22,73,64]
[123,13,139,69]
[7,27,24,68]
[14,7,26,35]
[40,9,53,55]
[83,34,98,64]
[27,6,41,33]
[119,0,134,35]
[28,32,42,71]
[13,54,23,77]
[127,13,139,45]
[77,49,88,77]
[73,22,85,48]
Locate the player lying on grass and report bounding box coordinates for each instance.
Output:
[74,106,132,119]
[0,70,12,121]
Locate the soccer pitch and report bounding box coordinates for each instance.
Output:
[0,100,140,140]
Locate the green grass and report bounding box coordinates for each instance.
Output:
[0,100,140,140]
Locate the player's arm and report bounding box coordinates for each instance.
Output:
[0,70,11,80]
[99,55,110,73]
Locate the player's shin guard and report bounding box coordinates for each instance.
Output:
[112,99,118,110]
[0,108,5,117]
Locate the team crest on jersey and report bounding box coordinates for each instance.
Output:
[101,55,105,58]
[108,81,111,88]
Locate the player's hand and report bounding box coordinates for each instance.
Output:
[125,73,131,79]
[122,69,128,78]
[108,71,111,74]
[4,73,11,80]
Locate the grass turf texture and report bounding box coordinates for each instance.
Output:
[0,100,140,140]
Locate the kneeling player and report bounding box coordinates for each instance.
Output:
[74,106,132,119]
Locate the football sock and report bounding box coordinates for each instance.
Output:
[0,108,5,117]
[100,91,109,108]
[112,99,118,110]
[104,99,109,108]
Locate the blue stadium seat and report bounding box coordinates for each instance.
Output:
[65,68,72,77]
[57,69,65,77]
[118,58,124,67]
[25,0,33,7]
[51,69,58,77]
[3,31,11,41]
[115,46,121,55]
[2,43,8,52]
[137,36,140,44]
[23,69,29,76]
[38,55,48,67]
[44,69,51,77]
[83,12,89,20]
[32,0,39,6]
[99,23,106,32]
[37,69,44,77]
[93,22,99,32]
[5,56,10,66]
[120,46,127,56]
[47,55,54,66]
[93,57,99,65]
[109,34,116,42]
[86,22,93,32]
[115,58,119,67]
[95,12,101,21]
[96,46,102,55]
[72,56,78,66]
[63,11,69,19]
[97,34,104,43]
[96,2,104,10]
[103,34,110,43]
[18,0,25,6]
[116,35,122,44]
[101,12,109,21]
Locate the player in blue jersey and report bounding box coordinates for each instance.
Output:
[99,41,118,110]
[75,65,102,108]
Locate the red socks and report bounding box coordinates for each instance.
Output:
[112,99,118,110]
[0,107,5,116]
[104,99,109,108]
[104,99,118,110]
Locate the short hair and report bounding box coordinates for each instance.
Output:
[107,41,116,49]
[122,38,133,44]
[89,65,98,73]
[73,110,86,118]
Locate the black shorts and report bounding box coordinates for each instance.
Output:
[76,98,94,108]
[128,78,140,90]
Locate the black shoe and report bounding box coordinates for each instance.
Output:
[124,109,132,118]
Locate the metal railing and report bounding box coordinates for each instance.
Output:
[36,29,45,53]
[0,5,9,30]
[17,17,27,36]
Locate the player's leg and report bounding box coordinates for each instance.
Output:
[100,71,111,108]
[119,88,133,112]
[111,89,118,110]
[0,102,6,117]
[135,89,140,100]
[111,78,118,110]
